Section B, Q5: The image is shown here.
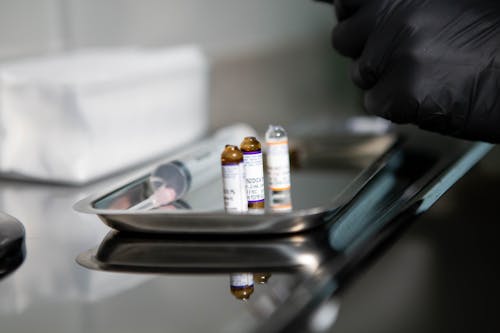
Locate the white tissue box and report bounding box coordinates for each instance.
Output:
[0,46,209,184]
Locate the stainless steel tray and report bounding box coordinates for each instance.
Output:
[74,132,397,234]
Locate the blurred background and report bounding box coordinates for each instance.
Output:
[0,0,361,131]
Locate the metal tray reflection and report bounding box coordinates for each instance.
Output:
[77,228,335,274]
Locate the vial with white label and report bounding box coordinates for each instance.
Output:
[221,145,248,213]
[240,136,265,213]
[230,273,254,301]
[265,125,292,212]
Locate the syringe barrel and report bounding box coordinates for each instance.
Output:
[150,123,257,202]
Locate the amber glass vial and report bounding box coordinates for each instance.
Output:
[240,136,265,212]
[253,272,272,284]
[221,145,248,213]
[230,273,254,301]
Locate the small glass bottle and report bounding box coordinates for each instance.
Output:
[221,145,248,213]
[265,125,292,212]
[253,272,272,284]
[230,273,254,301]
[240,136,265,214]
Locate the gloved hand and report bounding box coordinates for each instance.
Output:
[328,0,500,142]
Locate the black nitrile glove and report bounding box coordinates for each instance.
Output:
[328,0,500,142]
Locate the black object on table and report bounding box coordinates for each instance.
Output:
[0,212,25,279]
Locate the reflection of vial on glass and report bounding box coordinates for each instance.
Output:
[253,272,272,284]
[240,137,265,214]
[221,145,248,213]
[230,273,254,301]
[265,125,292,212]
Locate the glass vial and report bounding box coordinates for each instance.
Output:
[253,272,272,284]
[240,136,265,213]
[265,125,292,212]
[230,273,254,301]
[221,145,248,213]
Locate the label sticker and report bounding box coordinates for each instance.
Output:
[243,151,265,202]
[222,163,247,212]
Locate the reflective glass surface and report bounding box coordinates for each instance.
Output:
[0,127,490,333]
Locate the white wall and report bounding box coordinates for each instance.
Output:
[0,0,334,60]
[0,0,62,59]
[0,0,360,130]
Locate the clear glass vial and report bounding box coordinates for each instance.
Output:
[265,125,292,212]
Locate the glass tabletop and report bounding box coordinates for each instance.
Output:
[0,125,491,333]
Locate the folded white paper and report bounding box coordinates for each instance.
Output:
[0,46,209,184]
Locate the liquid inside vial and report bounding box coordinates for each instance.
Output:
[230,273,254,301]
[240,136,265,213]
[265,125,292,212]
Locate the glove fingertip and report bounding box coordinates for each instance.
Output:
[350,61,377,90]
[332,27,356,58]
[334,2,349,21]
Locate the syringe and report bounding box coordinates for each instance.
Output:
[129,123,257,211]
